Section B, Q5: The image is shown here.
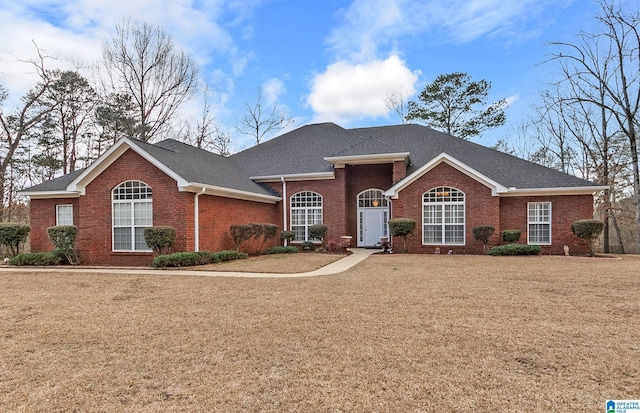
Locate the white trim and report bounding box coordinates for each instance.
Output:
[250,172,335,182]
[180,183,281,204]
[324,152,410,168]
[385,153,509,198]
[422,187,466,246]
[194,187,206,251]
[500,186,609,197]
[18,191,81,199]
[527,201,552,245]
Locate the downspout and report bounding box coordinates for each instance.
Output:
[194,187,206,251]
[281,176,288,246]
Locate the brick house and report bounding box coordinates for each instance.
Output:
[20,123,606,265]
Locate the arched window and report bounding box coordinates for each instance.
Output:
[358,189,388,208]
[112,181,153,251]
[290,191,323,242]
[423,187,465,245]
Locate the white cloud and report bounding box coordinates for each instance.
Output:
[307,55,419,123]
[327,0,562,59]
[0,0,259,99]
[262,77,286,104]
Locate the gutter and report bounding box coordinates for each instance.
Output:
[194,187,206,251]
[281,176,288,246]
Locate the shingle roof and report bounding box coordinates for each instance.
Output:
[22,122,601,196]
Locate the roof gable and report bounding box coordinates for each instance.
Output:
[385,153,509,198]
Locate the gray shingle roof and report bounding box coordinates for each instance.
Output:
[22,122,601,196]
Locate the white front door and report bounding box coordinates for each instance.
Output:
[360,208,386,247]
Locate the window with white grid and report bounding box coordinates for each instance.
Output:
[290,191,323,242]
[423,187,465,245]
[56,204,73,226]
[112,181,152,251]
[528,202,551,245]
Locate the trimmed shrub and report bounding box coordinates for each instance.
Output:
[472,225,495,251]
[251,223,279,252]
[301,241,314,251]
[143,226,176,254]
[571,219,604,256]
[389,218,416,253]
[280,231,295,243]
[47,225,79,264]
[487,244,542,256]
[153,251,213,268]
[309,224,328,245]
[266,246,298,254]
[0,223,30,257]
[230,224,253,251]
[212,250,248,262]
[9,251,63,266]
[502,230,521,243]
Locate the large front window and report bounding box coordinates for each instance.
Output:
[112,181,153,251]
[423,187,465,245]
[528,202,551,245]
[290,191,323,242]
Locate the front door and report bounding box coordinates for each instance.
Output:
[363,208,385,246]
[357,189,389,247]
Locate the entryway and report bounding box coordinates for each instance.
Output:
[357,189,389,247]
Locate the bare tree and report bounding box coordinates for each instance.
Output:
[548,0,640,252]
[236,86,292,145]
[0,48,57,220]
[179,87,231,156]
[384,90,409,124]
[101,18,199,142]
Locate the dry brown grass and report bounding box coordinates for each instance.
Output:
[1,254,639,412]
[193,252,344,273]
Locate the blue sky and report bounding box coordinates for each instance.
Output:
[0,0,602,151]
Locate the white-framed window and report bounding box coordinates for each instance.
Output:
[290,191,323,242]
[56,204,73,226]
[112,181,153,252]
[423,187,465,245]
[528,202,551,245]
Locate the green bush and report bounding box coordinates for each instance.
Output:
[280,231,295,243]
[502,230,521,243]
[0,223,30,257]
[47,225,79,264]
[9,251,62,266]
[265,246,298,254]
[571,219,604,256]
[301,241,314,251]
[230,224,253,251]
[143,226,176,254]
[487,244,542,256]
[212,250,249,262]
[250,223,279,252]
[153,252,199,268]
[389,218,416,253]
[309,224,328,243]
[472,225,495,251]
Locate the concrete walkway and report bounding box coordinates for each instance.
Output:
[0,248,379,278]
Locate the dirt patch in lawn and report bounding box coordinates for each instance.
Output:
[1,254,639,412]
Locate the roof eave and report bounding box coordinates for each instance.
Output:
[499,186,609,197]
[66,138,188,194]
[324,152,410,168]
[181,183,281,204]
[250,172,335,182]
[18,190,81,199]
[385,153,508,199]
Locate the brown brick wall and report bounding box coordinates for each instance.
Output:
[29,198,80,252]
[197,195,279,255]
[388,162,595,255]
[500,195,594,255]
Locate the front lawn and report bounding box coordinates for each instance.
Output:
[1,254,638,411]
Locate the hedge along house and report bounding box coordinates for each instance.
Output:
[20,123,607,265]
